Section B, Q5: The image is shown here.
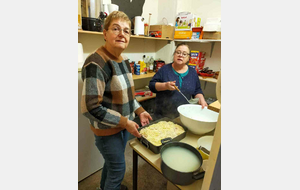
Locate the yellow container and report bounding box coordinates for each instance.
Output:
[174,30,192,39]
[139,60,146,74]
[197,136,214,160]
[198,149,209,160]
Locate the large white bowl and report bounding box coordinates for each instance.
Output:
[177,104,219,135]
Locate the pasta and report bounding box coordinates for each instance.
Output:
[140,121,185,146]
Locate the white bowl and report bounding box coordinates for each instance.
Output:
[177,104,219,135]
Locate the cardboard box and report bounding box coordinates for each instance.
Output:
[175,12,201,30]
[202,32,221,39]
[191,32,200,39]
[192,27,203,39]
[149,25,174,39]
[189,51,200,65]
[174,30,192,39]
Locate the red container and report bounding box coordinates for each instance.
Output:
[192,27,203,32]
[156,62,165,72]
[199,51,206,58]
[199,73,213,77]
[196,58,206,73]
[192,27,203,39]
[130,62,135,74]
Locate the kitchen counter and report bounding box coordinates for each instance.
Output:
[129,117,215,190]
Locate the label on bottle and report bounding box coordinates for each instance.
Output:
[149,64,153,72]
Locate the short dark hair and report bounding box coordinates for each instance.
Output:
[173,43,191,56]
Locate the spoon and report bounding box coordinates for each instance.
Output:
[174,86,199,104]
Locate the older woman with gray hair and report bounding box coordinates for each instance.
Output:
[81,11,152,190]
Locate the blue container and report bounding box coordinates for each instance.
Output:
[135,64,140,75]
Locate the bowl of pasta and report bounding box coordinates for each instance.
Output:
[177,104,219,135]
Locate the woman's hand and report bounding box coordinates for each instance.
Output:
[199,98,208,108]
[125,120,141,138]
[164,81,176,91]
[139,111,153,126]
[195,94,208,109]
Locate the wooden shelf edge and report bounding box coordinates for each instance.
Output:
[132,72,156,80]
[136,94,156,102]
[78,30,171,41]
[78,30,103,35]
[174,39,221,43]
[198,76,218,83]
[79,69,155,81]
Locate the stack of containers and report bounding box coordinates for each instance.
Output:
[174,12,201,39]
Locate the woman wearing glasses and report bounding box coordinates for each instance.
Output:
[81,11,152,190]
[149,43,208,119]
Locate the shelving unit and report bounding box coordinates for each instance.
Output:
[78,30,172,41]
[174,39,220,43]
[198,76,217,83]
[132,72,156,80]
[78,29,220,92]
[174,38,221,58]
[135,94,156,102]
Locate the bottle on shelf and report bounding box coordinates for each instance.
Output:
[145,56,150,72]
[139,55,146,74]
[149,56,154,73]
[135,62,140,75]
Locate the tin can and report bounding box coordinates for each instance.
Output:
[135,64,140,75]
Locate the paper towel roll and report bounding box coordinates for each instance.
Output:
[134,16,144,35]
[108,4,119,13]
[78,43,84,69]
[103,4,109,15]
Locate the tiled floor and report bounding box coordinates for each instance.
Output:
[78,141,168,190]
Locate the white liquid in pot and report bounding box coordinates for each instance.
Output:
[162,146,201,172]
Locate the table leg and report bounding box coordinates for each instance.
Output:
[133,149,138,190]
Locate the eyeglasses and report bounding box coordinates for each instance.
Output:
[109,26,131,37]
[175,51,190,57]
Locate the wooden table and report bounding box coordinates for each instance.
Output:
[129,117,214,190]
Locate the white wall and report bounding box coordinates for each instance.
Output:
[142,0,159,25]
[176,0,221,26]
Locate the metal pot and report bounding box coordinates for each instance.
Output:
[160,142,205,186]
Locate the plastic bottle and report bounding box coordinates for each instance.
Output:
[140,55,147,74]
[139,60,144,74]
[145,56,150,72]
[149,56,154,73]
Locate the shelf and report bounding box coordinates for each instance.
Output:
[79,68,156,81]
[198,76,217,83]
[174,39,221,43]
[78,30,172,41]
[174,38,220,58]
[136,94,156,102]
[78,30,104,35]
[132,72,156,80]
